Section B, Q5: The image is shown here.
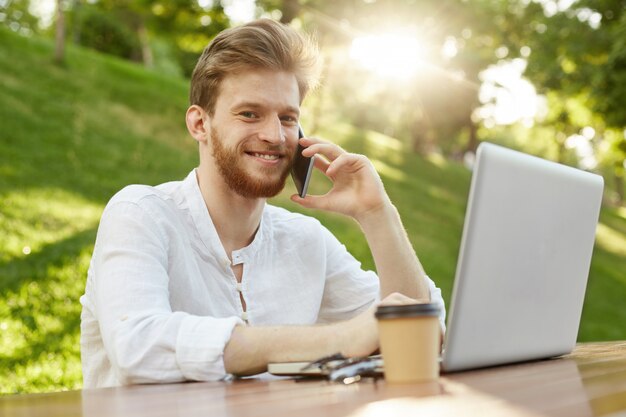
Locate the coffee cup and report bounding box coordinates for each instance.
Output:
[375,303,441,383]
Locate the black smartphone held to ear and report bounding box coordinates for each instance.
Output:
[290,127,315,198]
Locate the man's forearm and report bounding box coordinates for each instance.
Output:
[224,325,337,375]
[356,202,431,300]
[223,311,378,375]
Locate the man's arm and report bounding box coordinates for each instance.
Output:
[291,136,431,300]
[223,292,413,375]
[355,203,430,299]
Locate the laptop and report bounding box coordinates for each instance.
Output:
[268,142,604,377]
[441,142,603,372]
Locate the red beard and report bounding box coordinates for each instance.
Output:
[211,126,294,198]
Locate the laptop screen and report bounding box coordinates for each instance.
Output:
[442,142,603,372]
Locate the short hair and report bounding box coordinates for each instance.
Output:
[190,19,321,114]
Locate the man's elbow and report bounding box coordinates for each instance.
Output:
[109,337,182,385]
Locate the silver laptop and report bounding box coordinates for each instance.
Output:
[441,142,603,372]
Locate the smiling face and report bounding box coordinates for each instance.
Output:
[204,69,301,198]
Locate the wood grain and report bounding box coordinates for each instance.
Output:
[2,342,625,417]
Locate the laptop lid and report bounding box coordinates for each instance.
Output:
[441,142,603,372]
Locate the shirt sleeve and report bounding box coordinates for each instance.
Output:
[316,225,447,332]
[92,198,243,385]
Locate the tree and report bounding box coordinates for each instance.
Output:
[54,0,66,65]
[68,0,230,75]
[499,0,626,204]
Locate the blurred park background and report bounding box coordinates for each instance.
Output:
[1,0,625,394]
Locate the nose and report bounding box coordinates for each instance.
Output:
[257,115,286,144]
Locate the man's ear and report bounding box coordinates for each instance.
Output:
[186,105,210,144]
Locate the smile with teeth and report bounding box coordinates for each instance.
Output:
[250,152,280,160]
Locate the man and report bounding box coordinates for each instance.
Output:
[80,19,445,388]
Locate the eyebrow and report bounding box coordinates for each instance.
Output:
[231,101,300,116]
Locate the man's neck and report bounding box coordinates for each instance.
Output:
[195,167,265,256]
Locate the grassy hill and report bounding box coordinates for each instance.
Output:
[1,27,625,394]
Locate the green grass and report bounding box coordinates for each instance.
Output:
[1,28,625,394]
[0,28,195,394]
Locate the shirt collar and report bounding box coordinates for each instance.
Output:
[181,169,225,261]
[182,169,268,263]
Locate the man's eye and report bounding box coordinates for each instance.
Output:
[240,111,257,118]
[280,116,298,125]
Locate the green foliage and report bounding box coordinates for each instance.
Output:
[1,25,625,396]
[504,0,626,129]
[67,0,231,76]
[0,0,39,36]
[75,5,141,60]
[148,36,184,77]
[594,11,626,127]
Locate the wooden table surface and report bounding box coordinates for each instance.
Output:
[2,341,626,417]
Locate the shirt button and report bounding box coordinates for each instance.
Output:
[241,311,248,321]
[236,283,243,292]
[223,259,231,268]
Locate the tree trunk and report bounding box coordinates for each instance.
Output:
[411,111,436,156]
[279,0,301,24]
[54,0,65,65]
[411,123,435,155]
[137,18,153,68]
[72,0,81,45]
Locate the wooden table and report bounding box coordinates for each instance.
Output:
[2,342,626,417]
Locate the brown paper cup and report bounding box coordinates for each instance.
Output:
[376,303,440,383]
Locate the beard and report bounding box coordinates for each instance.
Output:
[211,126,294,198]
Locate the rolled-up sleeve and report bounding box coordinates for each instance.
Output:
[93,199,242,385]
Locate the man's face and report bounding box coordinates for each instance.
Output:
[207,70,301,199]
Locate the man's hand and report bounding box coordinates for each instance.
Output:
[337,292,421,358]
[290,136,391,222]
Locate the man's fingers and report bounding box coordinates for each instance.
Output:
[380,292,418,306]
[299,137,360,177]
[325,154,355,177]
[301,140,344,162]
[310,153,359,181]
[313,155,330,174]
[299,136,327,147]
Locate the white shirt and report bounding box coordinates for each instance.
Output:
[80,170,446,388]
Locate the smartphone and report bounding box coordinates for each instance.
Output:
[290,127,315,198]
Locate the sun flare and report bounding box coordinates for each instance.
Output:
[349,34,425,79]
